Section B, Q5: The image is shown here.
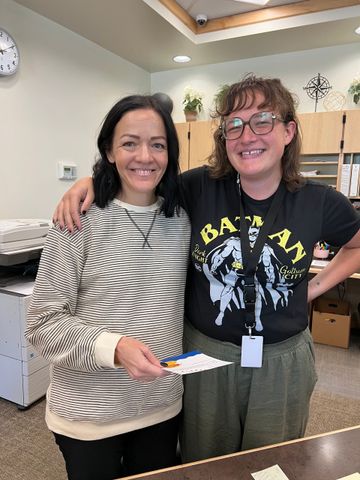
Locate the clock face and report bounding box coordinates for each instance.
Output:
[0,29,19,76]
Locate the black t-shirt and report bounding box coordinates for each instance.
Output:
[180,166,360,344]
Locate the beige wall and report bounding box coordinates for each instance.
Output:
[0,0,150,219]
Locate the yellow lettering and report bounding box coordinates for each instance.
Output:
[192,253,206,263]
[219,217,237,236]
[248,215,264,228]
[200,224,218,245]
[269,229,306,264]
[284,241,307,264]
[268,228,291,248]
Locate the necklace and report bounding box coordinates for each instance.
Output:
[125,210,157,249]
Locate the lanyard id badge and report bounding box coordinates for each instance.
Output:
[241,327,263,368]
[238,177,286,368]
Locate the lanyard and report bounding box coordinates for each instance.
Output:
[238,176,286,330]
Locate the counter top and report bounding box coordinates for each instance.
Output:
[121,426,360,480]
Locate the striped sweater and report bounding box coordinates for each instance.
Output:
[26,198,190,438]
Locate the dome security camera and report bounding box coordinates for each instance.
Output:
[196,14,208,27]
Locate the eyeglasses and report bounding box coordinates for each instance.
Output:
[221,111,285,140]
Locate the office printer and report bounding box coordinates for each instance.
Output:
[0,219,50,266]
[0,219,51,407]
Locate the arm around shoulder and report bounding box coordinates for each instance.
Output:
[52,176,94,232]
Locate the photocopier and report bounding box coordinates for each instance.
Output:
[0,219,50,264]
[0,219,51,408]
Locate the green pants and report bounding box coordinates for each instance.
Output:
[180,322,317,463]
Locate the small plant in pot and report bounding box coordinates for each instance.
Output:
[183,87,203,121]
[348,77,360,104]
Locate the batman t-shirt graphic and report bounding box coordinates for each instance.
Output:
[181,167,360,345]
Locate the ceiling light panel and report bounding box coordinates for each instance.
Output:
[173,55,191,63]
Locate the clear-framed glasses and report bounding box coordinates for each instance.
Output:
[221,111,285,140]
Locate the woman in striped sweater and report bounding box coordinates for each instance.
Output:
[26,95,191,480]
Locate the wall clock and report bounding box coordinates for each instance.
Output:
[0,28,20,76]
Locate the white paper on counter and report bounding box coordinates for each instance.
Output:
[251,464,290,480]
[311,259,330,268]
[337,473,360,480]
[160,350,232,375]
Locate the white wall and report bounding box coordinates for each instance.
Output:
[0,0,150,219]
[151,44,360,123]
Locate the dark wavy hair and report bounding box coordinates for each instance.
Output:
[93,94,180,217]
[209,74,304,191]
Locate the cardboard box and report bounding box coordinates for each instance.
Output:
[311,297,351,348]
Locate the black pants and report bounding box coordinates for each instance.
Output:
[54,415,180,480]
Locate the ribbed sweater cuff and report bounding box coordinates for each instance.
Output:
[95,331,123,368]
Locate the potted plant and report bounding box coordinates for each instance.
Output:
[213,84,230,111]
[348,77,360,104]
[183,87,203,121]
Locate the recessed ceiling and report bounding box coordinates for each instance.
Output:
[162,0,303,23]
[13,0,360,73]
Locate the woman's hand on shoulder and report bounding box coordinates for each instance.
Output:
[53,177,95,233]
[115,336,168,382]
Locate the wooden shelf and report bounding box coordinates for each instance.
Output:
[301,161,338,165]
[303,175,337,178]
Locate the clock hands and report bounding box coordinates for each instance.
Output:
[0,44,16,54]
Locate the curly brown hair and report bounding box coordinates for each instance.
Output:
[208,74,304,191]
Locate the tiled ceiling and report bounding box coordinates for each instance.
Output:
[13,0,360,73]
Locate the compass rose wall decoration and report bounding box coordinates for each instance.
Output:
[303,73,332,112]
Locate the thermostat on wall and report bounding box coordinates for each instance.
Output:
[57,161,77,180]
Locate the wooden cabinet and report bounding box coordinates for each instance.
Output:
[343,110,360,152]
[297,111,360,198]
[188,120,218,169]
[175,120,218,171]
[341,110,360,198]
[297,112,344,191]
[175,122,190,172]
[298,111,344,154]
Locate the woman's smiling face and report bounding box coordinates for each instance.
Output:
[108,108,168,206]
[225,92,296,184]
